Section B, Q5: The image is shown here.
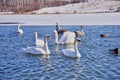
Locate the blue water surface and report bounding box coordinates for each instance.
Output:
[0,25,120,80]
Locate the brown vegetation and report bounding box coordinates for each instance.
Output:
[0,0,86,14]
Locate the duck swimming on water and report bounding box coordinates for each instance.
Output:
[109,48,119,54]
[100,34,108,37]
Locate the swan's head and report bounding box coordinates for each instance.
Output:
[34,32,38,36]
[18,24,21,28]
[74,31,77,33]
[54,30,57,33]
[45,34,50,39]
[53,30,58,37]
[75,38,81,42]
[74,31,79,36]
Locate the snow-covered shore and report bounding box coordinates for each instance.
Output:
[34,1,120,14]
[0,12,120,25]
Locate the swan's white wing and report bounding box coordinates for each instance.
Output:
[62,48,81,58]
[59,32,68,43]
[18,29,23,34]
[35,38,44,47]
[34,47,46,54]
[64,32,75,44]
[24,46,46,54]
[62,48,76,58]
[59,31,75,44]
[59,31,75,43]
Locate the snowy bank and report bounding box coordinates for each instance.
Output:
[0,13,120,25]
[34,1,120,14]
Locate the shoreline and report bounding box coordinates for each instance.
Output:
[0,12,120,25]
[1,11,119,15]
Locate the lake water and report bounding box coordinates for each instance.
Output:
[0,25,120,80]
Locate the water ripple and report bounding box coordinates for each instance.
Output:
[0,25,120,80]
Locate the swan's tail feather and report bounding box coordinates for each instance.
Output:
[60,42,65,45]
[27,46,30,49]
[23,48,26,51]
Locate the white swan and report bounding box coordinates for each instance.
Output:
[23,34,50,55]
[75,26,84,36]
[62,38,81,58]
[18,24,23,34]
[53,30,75,44]
[34,32,44,47]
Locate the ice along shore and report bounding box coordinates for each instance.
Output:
[0,12,120,25]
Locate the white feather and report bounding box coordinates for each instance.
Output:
[75,26,85,36]
[54,30,75,44]
[62,38,81,58]
[18,24,23,34]
[23,34,50,55]
[34,32,44,47]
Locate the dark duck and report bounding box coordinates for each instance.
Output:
[109,48,119,54]
[56,22,67,34]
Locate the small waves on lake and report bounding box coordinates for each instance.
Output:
[0,25,120,80]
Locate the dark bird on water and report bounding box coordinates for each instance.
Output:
[100,34,108,37]
[56,22,67,34]
[109,48,119,54]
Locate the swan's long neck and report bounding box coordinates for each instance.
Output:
[44,37,49,53]
[35,33,38,41]
[18,24,21,29]
[18,26,20,30]
[80,26,83,32]
[74,40,79,55]
[55,32,59,44]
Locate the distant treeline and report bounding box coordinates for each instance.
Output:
[0,0,86,13]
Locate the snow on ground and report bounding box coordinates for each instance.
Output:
[34,1,120,14]
[0,12,120,25]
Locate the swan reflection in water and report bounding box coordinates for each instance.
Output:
[36,55,53,71]
[26,54,52,71]
[64,44,75,49]
[54,44,75,53]
[62,38,81,59]
[54,44,59,53]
